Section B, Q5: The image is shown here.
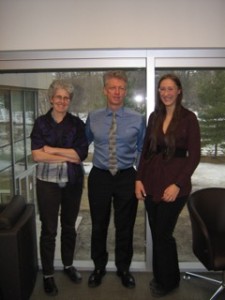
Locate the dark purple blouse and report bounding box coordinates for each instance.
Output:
[30,109,88,184]
[136,107,201,202]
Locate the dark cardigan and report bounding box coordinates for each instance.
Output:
[31,109,88,184]
[136,106,201,202]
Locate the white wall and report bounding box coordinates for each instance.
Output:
[0,0,224,51]
[0,73,53,89]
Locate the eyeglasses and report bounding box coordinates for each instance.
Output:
[54,95,70,102]
[158,87,177,93]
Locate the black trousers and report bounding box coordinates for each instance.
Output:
[36,179,83,275]
[88,166,138,271]
[145,195,187,291]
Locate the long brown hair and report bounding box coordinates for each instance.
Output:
[149,73,183,159]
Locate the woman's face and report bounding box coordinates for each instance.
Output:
[158,78,181,109]
[50,88,71,114]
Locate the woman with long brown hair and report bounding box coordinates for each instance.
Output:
[135,74,201,297]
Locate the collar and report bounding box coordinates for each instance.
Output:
[46,108,69,125]
[105,106,124,117]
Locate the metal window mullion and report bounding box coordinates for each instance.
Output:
[9,90,16,195]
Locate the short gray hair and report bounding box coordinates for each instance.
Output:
[48,79,74,100]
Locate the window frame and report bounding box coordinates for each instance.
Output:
[1,48,225,272]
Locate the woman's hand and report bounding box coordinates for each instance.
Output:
[135,180,146,201]
[162,184,180,202]
[43,145,81,163]
[43,145,55,154]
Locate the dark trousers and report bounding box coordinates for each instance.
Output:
[145,195,187,291]
[88,166,138,271]
[36,179,83,275]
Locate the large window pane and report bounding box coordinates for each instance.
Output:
[25,91,36,134]
[0,86,37,200]
[11,90,26,174]
[0,168,13,204]
[0,89,11,171]
[0,144,11,171]
[0,70,147,264]
[2,67,224,267]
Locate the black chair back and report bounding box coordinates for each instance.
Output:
[188,188,225,270]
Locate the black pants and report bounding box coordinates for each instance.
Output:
[88,166,138,271]
[36,179,83,275]
[145,195,187,291]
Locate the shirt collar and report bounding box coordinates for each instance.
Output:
[105,106,124,117]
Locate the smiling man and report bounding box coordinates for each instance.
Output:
[85,70,145,289]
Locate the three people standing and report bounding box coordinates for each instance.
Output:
[31,72,200,298]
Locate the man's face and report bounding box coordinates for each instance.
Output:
[104,78,127,109]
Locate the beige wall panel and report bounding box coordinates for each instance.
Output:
[0,0,224,51]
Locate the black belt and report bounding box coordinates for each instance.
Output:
[93,166,133,175]
[156,146,187,158]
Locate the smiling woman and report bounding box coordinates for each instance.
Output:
[30,79,89,296]
[136,73,201,296]
[50,89,71,122]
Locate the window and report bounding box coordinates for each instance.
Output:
[0,87,38,201]
[0,69,147,267]
[0,48,225,271]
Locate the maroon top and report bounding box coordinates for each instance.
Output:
[136,107,201,202]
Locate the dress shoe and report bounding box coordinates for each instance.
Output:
[117,271,136,288]
[43,277,58,296]
[64,266,82,283]
[88,269,106,287]
[149,278,161,289]
[151,283,179,297]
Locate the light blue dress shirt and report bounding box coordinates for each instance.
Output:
[85,106,146,170]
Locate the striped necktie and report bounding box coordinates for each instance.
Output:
[109,112,118,175]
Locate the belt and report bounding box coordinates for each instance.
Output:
[156,146,187,158]
[93,166,133,175]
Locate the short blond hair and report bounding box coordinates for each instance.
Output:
[103,70,128,87]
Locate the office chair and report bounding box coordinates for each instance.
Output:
[185,187,225,300]
[0,195,38,300]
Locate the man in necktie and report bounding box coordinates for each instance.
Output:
[86,70,146,289]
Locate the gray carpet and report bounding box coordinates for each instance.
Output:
[30,270,225,300]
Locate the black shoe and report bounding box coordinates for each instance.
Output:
[117,271,136,288]
[151,284,179,298]
[43,277,58,296]
[88,269,106,287]
[64,266,82,283]
[149,278,161,289]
